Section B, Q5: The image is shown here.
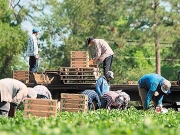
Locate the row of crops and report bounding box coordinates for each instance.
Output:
[0,107,180,135]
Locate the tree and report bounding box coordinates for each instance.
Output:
[0,0,28,78]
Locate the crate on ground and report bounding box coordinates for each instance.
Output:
[24,98,58,118]
[13,70,29,83]
[60,93,88,113]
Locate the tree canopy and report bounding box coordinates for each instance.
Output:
[0,0,180,83]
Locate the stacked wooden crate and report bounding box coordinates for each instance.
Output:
[60,93,88,113]
[70,51,89,67]
[60,67,101,84]
[13,70,29,83]
[24,98,57,118]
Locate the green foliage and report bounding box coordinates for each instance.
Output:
[0,108,180,135]
[0,1,28,78]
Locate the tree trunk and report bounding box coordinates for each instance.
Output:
[154,0,161,75]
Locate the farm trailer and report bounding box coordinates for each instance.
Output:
[13,70,180,110]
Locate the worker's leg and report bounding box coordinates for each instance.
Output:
[103,55,113,78]
[29,56,38,72]
[100,98,106,109]
[0,101,10,117]
[138,85,147,110]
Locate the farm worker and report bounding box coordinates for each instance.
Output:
[0,78,28,117]
[96,71,114,99]
[81,90,101,110]
[26,28,39,72]
[86,37,114,79]
[138,73,171,110]
[33,85,52,99]
[27,87,37,99]
[102,91,125,110]
[115,90,130,110]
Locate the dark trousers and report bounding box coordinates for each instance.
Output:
[29,56,38,72]
[103,55,113,79]
[0,101,10,117]
[37,94,48,99]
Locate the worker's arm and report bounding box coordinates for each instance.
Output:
[106,97,113,110]
[95,94,101,109]
[96,77,103,97]
[12,88,28,105]
[144,82,158,110]
[94,43,101,62]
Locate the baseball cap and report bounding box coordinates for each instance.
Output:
[107,71,114,78]
[32,28,39,33]
[86,37,94,45]
[115,95,124,105]
[161,79,171,94]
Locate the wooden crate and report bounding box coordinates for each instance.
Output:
[61,93,88,100]
[60,108,87,113]
[60,103,88,109]
[24,98,57,118]
[60,93,88,113]
[60,99,87,104]
[59,67,101,84]
[13,70,29,83]
[70,51,89,58]
[33,73,54,84]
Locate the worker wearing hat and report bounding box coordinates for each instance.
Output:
[0,78,28,117]
[102,91,125,110]
[96,71,114,102]
[26,28,39,72]
[138,73,171,110]
[87,37,114,80]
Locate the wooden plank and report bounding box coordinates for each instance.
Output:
[61,93,88,100]
[13,70,29,73]
[24,110,57,118]
[70,64,89,68]
[24,104,57,112]
[60,108,87,113]
[70,58,89,61]
[13,77,29,80]
[24,98,57,106]
[60,99,88,104]
[60,103,88,109]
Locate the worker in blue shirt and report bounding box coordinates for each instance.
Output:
[138,73,171,110]
[96,71,114,98]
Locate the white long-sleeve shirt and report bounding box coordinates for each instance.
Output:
[0,78,28,105]
[26,34,39,58]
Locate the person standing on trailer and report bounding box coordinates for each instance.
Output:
[26,28,39,72]
[138,73,171,110]
[86,37,114,79]
[0,78,28,117]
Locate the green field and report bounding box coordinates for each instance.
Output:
[0,107,180,135]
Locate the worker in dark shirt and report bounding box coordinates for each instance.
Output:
[81,90,101,110]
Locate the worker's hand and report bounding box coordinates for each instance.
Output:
[34,56,38,60]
